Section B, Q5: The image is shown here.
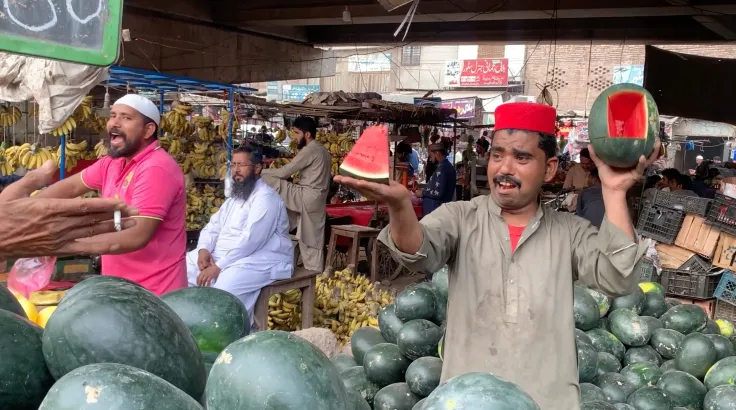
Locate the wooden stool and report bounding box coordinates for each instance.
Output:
[253,267,320,331]
[325,224,381,282]
[290,234,300,266]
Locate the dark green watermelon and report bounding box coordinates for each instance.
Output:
[661,304,709,335]
[609,308,651,347]
[378,304,404,344]
[397,319,443,360]
[655,370,706,410]
[639,282,665,297]
[405,357,442,397]
[206,331,349,409]
[577,328,594,345]
[611,288,645,314]
[42,279,206,400]
[575,286,601,331]
[351,326,387,365]
[704,356,736,390]
[624,345,662,367]
[660,360,677,374]
[420,372,541,410]
[162,287,250,354]
[599,317,612,332]
[0,283,26,318]
[395,287,437,322]
[38,363,202,410]
[641,292,668,318]
[61,275,139,304]
[580,383,607,403]
[340,366,379,405]
[595,372,636,404]
[413,397,427,410]
[433,297,447,326]
[596,352,622,377]
[331,354,359,373]
[620,363,662,390]
[582,402,618,410]
[374,383,421,410]
[586,329,627,361]
[348,390,372,410]
[613,404,636,410]
[651,328,685,360]
[675,333,718,378]
[586,287,612,317]
[701,320,722,335]
[202,350,219,376]
[705,334,736,361]
[363,343,411,387]
[626,386,671,410]
[0,309,54,410]
[642,316,664,333]
[703,385,736,410]
[431,266,448,301]
[578,340,599,383]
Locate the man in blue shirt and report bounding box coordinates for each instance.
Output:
[576,168,604,228]
[422,142,456,216]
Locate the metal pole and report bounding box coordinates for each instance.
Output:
[59,134,66,179]
[227,89,234,170]
[159,91,165,137]
[452,112,458,167]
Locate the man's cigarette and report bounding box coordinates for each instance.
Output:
[114,210,122,232]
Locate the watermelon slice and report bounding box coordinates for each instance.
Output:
[338,125,390,184]
[588,83,658,168]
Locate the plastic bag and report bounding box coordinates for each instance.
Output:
[7,256,56,299]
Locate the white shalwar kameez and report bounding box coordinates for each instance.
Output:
[186,179,293,325]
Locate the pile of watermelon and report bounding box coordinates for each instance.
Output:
[575,281,736,410]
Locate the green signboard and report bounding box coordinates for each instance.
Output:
[0,0,122,66]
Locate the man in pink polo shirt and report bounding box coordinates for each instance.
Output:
[36,94,187,295]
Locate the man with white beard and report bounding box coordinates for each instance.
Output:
[186,145,294,324]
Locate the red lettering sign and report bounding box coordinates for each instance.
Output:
[449,58,509,87]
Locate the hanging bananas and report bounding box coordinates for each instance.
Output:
[50,116,77,137]
[216,108,239,138]
[185,184,225,230]
[72,95,95,122]
[0,105,22,128]
[0,146,15,176]
[161,102,195,137]
[9,143,55,170]
[274,128,287,143]
[57,140,88,171]
[94,140,108,159]
[193,116,217,142]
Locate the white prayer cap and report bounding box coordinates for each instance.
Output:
[696,155,704,160]
[114,94,161,126]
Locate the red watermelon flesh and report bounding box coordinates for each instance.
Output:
[339,125,390,184]
[607,91,647,139]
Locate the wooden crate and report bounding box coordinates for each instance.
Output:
[713,233,736,270]
[675,215,721,258]
[655,243,696,269]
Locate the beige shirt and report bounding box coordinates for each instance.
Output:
[378,196,645,410]
[563,163,590,190]
[263,140,332,197]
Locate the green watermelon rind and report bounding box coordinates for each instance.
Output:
[420,372,541,410]
[405,357,443,398]
[674,333,718,379]
[704,356,736,390]
[655,370,707,410]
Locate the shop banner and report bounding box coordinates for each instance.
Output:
[440,98,476,119]
[281,84,320,102]
[444,58,509,87]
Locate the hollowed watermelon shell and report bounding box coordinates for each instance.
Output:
[589,83,659,168]
[338,125,390,184]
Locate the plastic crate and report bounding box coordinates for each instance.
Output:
[679,255,712,274]
[637,202,686,244]
[714,270,736,305]
[705,193,736,237]
[636,257,656,282]
[715,299,736,322]
[654,190,712,217]
[659,269,723,300]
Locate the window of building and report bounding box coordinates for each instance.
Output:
[401,46,421,66]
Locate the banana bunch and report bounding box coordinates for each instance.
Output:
[193,117,217,142]
[185,184,224,230]
[0,105,22,127]
[218,164,228,180]
[216,109,239,138]
[267,289,303,330]
[0,146,15,176]
[274,128,288,143]
[288,139,298,153]
[94,140,108,158]
[267,265,393,346]
[50,116,77,137]
[72,95,95,121]
[10,143,54,170]
[161,102,195,136]
[57,140,88,171]
[268,157,292,169]
[81,113,107,134]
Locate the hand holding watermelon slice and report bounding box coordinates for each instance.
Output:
[587,137,661,194]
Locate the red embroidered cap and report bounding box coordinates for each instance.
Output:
[494,102,556,135]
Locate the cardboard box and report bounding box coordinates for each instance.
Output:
[714,232,736,270]
[655,243,696,269]
[675,215,721,258]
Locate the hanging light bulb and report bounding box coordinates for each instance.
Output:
[342,6,351,23]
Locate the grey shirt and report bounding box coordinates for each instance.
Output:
[378,195,646,410]
[577,184,605,229]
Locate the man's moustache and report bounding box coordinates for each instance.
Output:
[493,174,522,188]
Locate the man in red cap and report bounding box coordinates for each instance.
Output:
[334,102,660,409]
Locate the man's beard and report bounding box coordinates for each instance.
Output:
[105,130,143,159]
[297,137,308,149]
[231,175,258,200]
